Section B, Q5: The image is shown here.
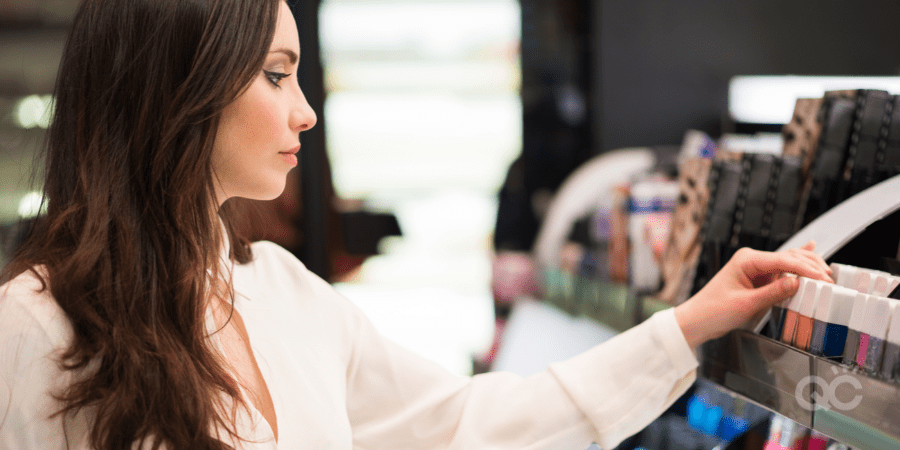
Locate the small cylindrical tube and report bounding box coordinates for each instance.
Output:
[795,279,824,351]
[830,263,858,289]
[880,300,900,380]
[808,284,834,356]
[816,285,855,359]
[859,296,892,374]
[780,277,810,346]
[843,293,870,367]
[854,271,872,294]
[871,274,892,298]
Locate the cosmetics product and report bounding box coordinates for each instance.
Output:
[809,284,855,358]
[807,431,830,450]
[769,298,789,341]
[830,263,858,289]
[843,293,870,367]
[763,414,784,450]
[871,274,892,297]
[858,296,892,374]
[780,278,810,346]
[795,279,824,351]
[888,274,900,295]
[777,415,804,450]
[807,284,833,356]
[768,275,797,340]
[628,180,678,293]
[853,270,872,294]
[879,301,900,381]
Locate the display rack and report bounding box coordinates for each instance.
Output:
[701,331,900,450]
[702,174,900,450]
[543,268,670,332]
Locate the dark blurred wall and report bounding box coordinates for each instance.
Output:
[595,0,900,151]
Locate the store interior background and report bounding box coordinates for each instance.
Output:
[3,0,900,383]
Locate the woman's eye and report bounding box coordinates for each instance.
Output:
[263,70,290,87]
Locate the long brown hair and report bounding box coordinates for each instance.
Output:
[1,0,282,447]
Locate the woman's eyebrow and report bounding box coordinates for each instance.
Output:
[269,48,298,64]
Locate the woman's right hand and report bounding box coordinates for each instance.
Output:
[674,241,833,348]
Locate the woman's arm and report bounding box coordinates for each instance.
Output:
[675,241,833,348]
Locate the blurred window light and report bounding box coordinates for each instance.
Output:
[327,60,519,93]
[320,2,519,61]
[729,76,900,124]
[320,0,522,201]
[13,95,54,129]
[17,191,45,218]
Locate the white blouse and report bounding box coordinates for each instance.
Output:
[0,241,698,449]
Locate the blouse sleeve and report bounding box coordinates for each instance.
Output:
[0,285,75,450]
[302,271,698,450]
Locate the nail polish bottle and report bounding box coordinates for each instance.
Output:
[795,279,824,351]
[871,274,891,298]
[770,298,790,341]
[769,274,796,340]
[879,301,900,381]
[780,278,810,346]
[854,270,871,294]
[809,284,855,358]
[843,293,870,367]
[888,275,900,295]
[830,263,858,289]
[807,283,833,356]
[858,296,892,374]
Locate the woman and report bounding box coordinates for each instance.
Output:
[0,0,833,449]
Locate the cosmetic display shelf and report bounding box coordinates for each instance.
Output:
[700,330,900,450]
[543,269,670,332]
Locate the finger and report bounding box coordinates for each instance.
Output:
[750,276,800,307]
[770,253,825,278]
[801,240,816,252]
[788,249,832,275]
[745,251,831,282]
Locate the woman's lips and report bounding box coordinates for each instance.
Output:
[279,152,298,166]
[279,145,300,166]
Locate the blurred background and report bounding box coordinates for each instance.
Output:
[3,0,900,380]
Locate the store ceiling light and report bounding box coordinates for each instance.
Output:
[729,76,900,124]
[13,95,54,129]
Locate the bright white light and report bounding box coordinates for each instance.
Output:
[729,76,900,124]
[320,2,520,60]
[17,191,45,218]
[13,95,54,129]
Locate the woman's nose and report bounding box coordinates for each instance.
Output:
[290,88,317,133]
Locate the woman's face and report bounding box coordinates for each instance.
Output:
[213,1,317,205]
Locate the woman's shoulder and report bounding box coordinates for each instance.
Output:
[240,240,312,281]
[233,241,318,295]
[247,240,306,266]
[235,241,349,308]
[0,266,73,349]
